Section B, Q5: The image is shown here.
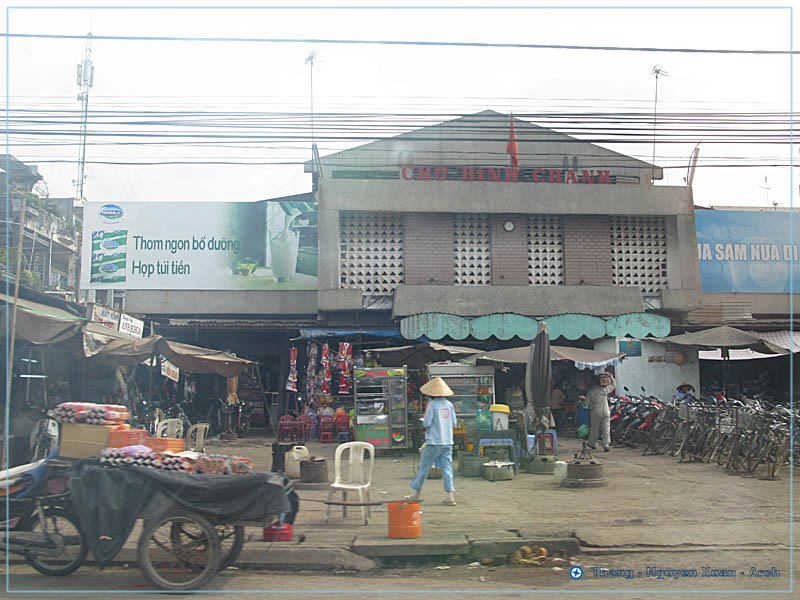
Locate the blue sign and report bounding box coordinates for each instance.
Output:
[618,339,642,357]
[695,210,800,293]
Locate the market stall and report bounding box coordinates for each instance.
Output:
[353,367,409,449]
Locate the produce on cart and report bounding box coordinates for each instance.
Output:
[69,459,297,591]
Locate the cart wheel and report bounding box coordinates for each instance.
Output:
[23,507,88,576]
[168,521,244,571]
[217,525,245,570]
[138,511,221,591]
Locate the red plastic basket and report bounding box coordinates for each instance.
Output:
[107,428,147,449]
[146,437,185,453]
[263,522,293,542]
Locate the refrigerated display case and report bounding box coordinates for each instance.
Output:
[425,363,495,441]
[354,367,409,450]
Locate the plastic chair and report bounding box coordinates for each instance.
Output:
[531,429,558,456]
[319,416,335,443]
[326,441,375,525]
[277,415,301,442]
[298,414,314,440]
[185,423,210,452]
[155,418,184,439]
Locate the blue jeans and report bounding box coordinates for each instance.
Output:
[410,444,454,494]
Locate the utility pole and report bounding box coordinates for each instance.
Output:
[651,65,668,183]
[75,33,94,206]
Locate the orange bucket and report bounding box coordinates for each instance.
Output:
[388,501,421,539]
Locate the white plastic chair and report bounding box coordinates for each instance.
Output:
[155,418,184,439]
[326,441,375,525]
[184,423,210,452]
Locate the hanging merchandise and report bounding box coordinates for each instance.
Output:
[322,366,331,395]
[336,342,350,370]
[338,342,353,394]
[286,346,298,392]
[321,343,330,368]
[306,344,319,401]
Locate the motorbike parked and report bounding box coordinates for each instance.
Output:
[0,454,88,576]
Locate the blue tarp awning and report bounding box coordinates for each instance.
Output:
[298,328,402,340]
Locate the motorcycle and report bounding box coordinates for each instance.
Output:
[29,405,60,462]
[0,453,88,576]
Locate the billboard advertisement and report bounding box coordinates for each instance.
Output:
[81,199,318,290]
[695,210,800,293]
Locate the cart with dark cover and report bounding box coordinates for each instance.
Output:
[70,460,298,591]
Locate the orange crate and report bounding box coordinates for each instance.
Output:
[146,437,185,453]
[107,428,147,448]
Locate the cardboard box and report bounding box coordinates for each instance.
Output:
[59,423,116,459]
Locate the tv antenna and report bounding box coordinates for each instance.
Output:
[651,65,668,182]
[305,51,317,146]
[758,176,771,206]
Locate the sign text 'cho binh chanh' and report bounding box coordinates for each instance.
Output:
[399,165,614,184]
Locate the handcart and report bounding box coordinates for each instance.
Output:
[69,459,297,592]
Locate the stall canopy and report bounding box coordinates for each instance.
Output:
[83,332,253,378]
[0,292,85,344]
[699,330,800,361]
[660,326,788,355]
[368,342,480,369]
[466,345,625,371]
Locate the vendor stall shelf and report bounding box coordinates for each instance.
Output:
[426,363,495,442]
[238,365,268,426]
[354,367,409,450]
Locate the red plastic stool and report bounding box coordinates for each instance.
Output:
[534,432,557,455]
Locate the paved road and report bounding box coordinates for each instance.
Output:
[4,548,796,599]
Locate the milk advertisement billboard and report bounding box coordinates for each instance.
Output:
[81,199,318,290]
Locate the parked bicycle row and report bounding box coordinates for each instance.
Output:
[607,388,797,480]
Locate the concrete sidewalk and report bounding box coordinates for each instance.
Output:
[98,431,795,572]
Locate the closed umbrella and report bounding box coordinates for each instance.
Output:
[525,323,552,440]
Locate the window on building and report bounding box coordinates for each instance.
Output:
[339,212,404,295]
[453,214,491,285]
[610,216,668,292]
[528,215,564,285]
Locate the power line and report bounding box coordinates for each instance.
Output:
[2,32,797,55]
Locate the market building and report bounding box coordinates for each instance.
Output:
[308,110,702,401]
[84,110,712,422]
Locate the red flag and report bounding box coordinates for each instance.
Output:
[506,116,519,168]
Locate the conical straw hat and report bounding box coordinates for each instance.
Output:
[419,377,454,397]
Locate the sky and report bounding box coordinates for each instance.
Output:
[3,1,798,208]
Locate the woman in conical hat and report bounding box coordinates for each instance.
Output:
[407,377,457,505]
[419,377,453,398]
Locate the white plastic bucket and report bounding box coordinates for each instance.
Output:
[489,404,510,431]
[553,460,568,485]
[285,445,310,479]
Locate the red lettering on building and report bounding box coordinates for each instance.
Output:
[400,164,614,184]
